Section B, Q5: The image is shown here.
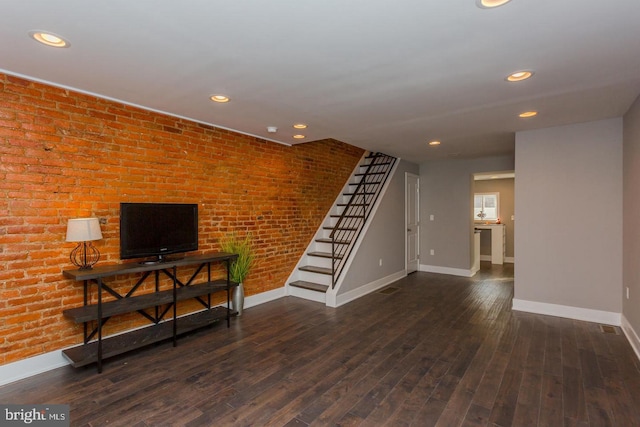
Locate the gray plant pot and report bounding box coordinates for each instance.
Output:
[232,282,244,316]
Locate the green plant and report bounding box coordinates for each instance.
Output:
[220,233,254,283]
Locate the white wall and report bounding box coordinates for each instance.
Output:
[623,95,640,355]
[420,155,514,274]
[339,159,419,294]
[514,119,623,322]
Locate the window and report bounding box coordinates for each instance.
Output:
[474,193,499,221]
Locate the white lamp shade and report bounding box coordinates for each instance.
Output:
[66,218,103,242]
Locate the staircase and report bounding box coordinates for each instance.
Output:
[288,152,397,303]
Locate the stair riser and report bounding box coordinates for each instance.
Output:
[314,241,347,253]
[305,256,333,269]
[349,179,382,189]
[288,152,396,301]
[339,194,354,205]
[288,286,326,303]
[319,234,356,244]
[320,230,358,242]
[297,270,332,286]
[327,215,365,226]
[314,241,332,253]
[327,217,339,227]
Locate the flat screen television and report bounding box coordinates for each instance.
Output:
[120,203,198,262]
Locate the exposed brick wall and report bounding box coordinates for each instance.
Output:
[0,73,364,366]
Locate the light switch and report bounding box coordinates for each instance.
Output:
[430,214,434,221]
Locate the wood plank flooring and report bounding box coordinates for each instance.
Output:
[2,263,640,426]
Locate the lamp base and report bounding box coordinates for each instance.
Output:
[70,241,100,270]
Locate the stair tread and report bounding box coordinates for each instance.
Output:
[308,251,343,259]
[299,265,332,275]
[360,161,392,167]
[349,181,382,185]
[316,238,350,244]
[351,180,383,185]
[323,226,358,231]
[293,152,394,288]
[289,281,329,293]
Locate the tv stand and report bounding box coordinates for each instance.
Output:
[62,253,238,373]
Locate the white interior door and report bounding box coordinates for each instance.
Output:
[406,173,419,273]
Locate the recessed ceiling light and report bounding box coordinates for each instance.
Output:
[476,0,512,8]
[519,111,538,118]
[506,70,534,82]
[428,140,441,146]
[293,123,307,129]
[293,134,305,139]
[210,95,230,103]
[29,31,70,48]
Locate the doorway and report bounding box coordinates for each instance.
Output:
[406,172,420,273]
[472,171,515,268]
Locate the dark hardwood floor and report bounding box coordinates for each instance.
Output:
[2,263,640,426]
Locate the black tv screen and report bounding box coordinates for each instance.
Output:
[120,203,198,261]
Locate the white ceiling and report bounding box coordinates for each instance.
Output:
[2,0,640,163]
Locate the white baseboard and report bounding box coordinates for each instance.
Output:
[420,264,474,277]
[622,314,640,362]
[244,286,286,308]
[470,264,480,277]
[480,255,514,264]
[0,287,286,387]
[512,298,621,326]
[0,350,68,387]
[332,270,406,308]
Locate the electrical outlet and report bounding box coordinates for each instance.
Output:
[627,287,630,299]
[379,258,383,267]
[430,214,435,221]
[430,249,435,256]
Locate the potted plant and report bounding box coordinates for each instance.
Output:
[220,233,254,316]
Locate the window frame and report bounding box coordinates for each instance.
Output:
[474,192,500,222]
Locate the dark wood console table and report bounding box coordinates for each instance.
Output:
[62,252,238,373]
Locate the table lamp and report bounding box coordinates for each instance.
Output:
[66,218,103,270]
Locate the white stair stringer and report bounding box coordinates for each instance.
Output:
[286,153,400,307]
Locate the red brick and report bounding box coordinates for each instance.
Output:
[0,72,364,366]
